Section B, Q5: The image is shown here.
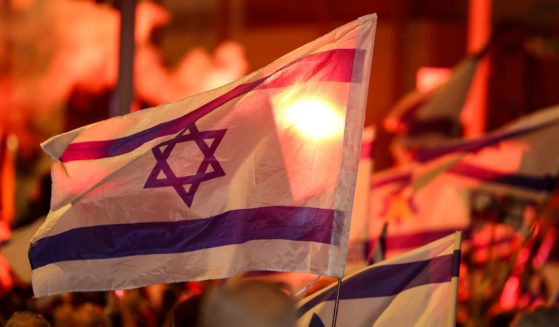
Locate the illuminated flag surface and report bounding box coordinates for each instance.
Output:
[297,232,462,327]
[29,14,377,297]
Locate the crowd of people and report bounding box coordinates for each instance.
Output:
[1,279,298,327]
[1,271,559,326]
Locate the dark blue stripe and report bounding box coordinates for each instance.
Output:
[448,162,556,192]
[451,250,461,278]
[297,251,459,317]
[29,206,341,270]
[414,117,559,162]
[372,172,411,188]
[377,229,469,251]
[407,117,462,138]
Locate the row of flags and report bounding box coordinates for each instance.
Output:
[13,11,558,326]
[367,103,559,259]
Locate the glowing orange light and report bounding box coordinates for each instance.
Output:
[416,67,452,92]
[281,97,343,140]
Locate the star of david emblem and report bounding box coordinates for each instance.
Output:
[380,188,418,223]
[144,124,227,207]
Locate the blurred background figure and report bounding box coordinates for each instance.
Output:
[200,279,296,327]
[5,311,50,327]
[0,0,249,237]
[510,306,559,327]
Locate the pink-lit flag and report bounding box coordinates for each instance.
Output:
[345,126,375,272]
[297,232,462,327]
[369,165,469,257]
[415,104,559,202]
[29,15,377,297]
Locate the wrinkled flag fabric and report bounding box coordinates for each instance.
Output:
[29,14,377,297]
[297,232,462,327]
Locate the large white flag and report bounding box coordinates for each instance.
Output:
[297,232,462,327]
[29,14,377,297]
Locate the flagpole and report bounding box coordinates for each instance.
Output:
[331,277,343,327]
[111,0,137,117]
[448,231,462,327]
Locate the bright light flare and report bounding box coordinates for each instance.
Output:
[281,97,344,140]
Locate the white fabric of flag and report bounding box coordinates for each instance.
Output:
[345,126,375,272]
[29,14,377,297]
[297,232,462,327]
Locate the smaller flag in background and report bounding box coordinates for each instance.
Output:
[415,104,559,202]
[384,55,480,150]
[297,232,462,327]
[369,165,469,257]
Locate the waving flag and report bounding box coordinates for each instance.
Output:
[29,14,377,297]
[297,232,462,327]
[384,55,481,150]
[369,166,469,257]
[415,104,559,202]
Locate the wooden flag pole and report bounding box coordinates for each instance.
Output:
[111,0,137,117]
[331,277,343,327]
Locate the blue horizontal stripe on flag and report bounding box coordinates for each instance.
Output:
[382,229,469,251]
[407,117,462,138]
[372,172,411,188]
[29,206,341,270]
[297,250,460,317]
[414,117,559,162]
[448,162,556,192]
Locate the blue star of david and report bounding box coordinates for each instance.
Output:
[379,187,419,223]
[144,124,227,207]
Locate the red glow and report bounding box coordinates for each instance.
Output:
[532,228,557,269]
[463,0,492,136]
[186,281,203,296]
[0,255,13,292]
[500,276,520,310]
